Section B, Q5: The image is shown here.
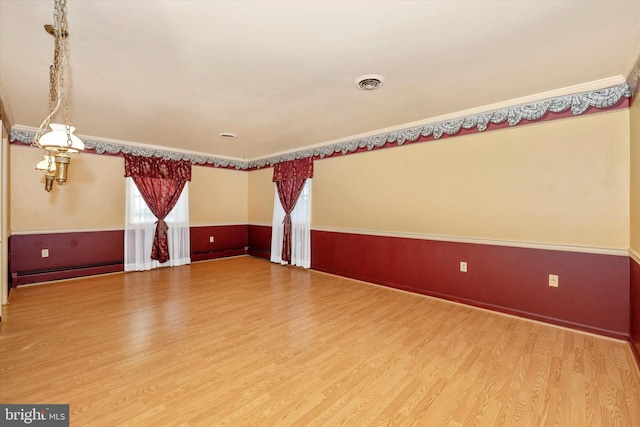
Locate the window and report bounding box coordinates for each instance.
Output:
[124,177,191,271]
[270,179,312,268]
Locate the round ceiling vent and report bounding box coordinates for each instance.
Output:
[355,74,385,91]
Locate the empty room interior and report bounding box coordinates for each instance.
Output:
[2,0,640,425]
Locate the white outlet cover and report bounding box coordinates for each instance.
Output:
[460,261,467,272]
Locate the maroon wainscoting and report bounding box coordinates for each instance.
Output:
[189,225,248,261]
[311,230,630,339]
[631,257,640,366]
[10,230,125,286]
[9,226,250,285]
[248,224,272,260]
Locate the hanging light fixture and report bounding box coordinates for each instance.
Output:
[33,0,83,192]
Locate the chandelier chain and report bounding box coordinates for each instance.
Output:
[33,0,81,192]
[34,0,72,148]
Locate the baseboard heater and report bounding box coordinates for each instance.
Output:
[191,247,247,262]
[11,262,125,286]
[247,247,270,260]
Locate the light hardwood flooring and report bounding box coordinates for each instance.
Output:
[1,256,640,426]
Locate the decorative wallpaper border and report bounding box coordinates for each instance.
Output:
[10,83,630,171]
[10,130,250,170]
[249,83,631,169]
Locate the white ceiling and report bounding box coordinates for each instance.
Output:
[1,1,640,162]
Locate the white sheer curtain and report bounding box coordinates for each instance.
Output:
[125,177,191,271]
[271,179,312,268]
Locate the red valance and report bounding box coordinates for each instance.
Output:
[124,154,192,181]
[272,157,313,182]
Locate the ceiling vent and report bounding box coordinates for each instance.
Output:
[355,74,385,91]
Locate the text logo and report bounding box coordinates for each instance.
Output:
[1,405,69,426]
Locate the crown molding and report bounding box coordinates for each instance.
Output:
[625,16,640,100]
[9,126,250,170]
[248,83,631,169]
[10,83,631,171]
[627,56,640,100]
[253,76,626,163]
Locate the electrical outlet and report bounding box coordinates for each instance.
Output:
[209,236,214,243]
[549,274,559,287]
[460,261,467,272]
[41,249,49,258]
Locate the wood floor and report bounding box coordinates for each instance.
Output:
[1,256,640,426]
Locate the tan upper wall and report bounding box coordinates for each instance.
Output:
[630,97,640,253]
[10,144,125,232]
[248,167,274,224]
[9,107,632,249]
[313,110,630,250]
[189,166,248,225]
[10,144,249,232]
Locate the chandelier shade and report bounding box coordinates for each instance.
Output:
[38,124,85,152]
[35,154,56,172]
